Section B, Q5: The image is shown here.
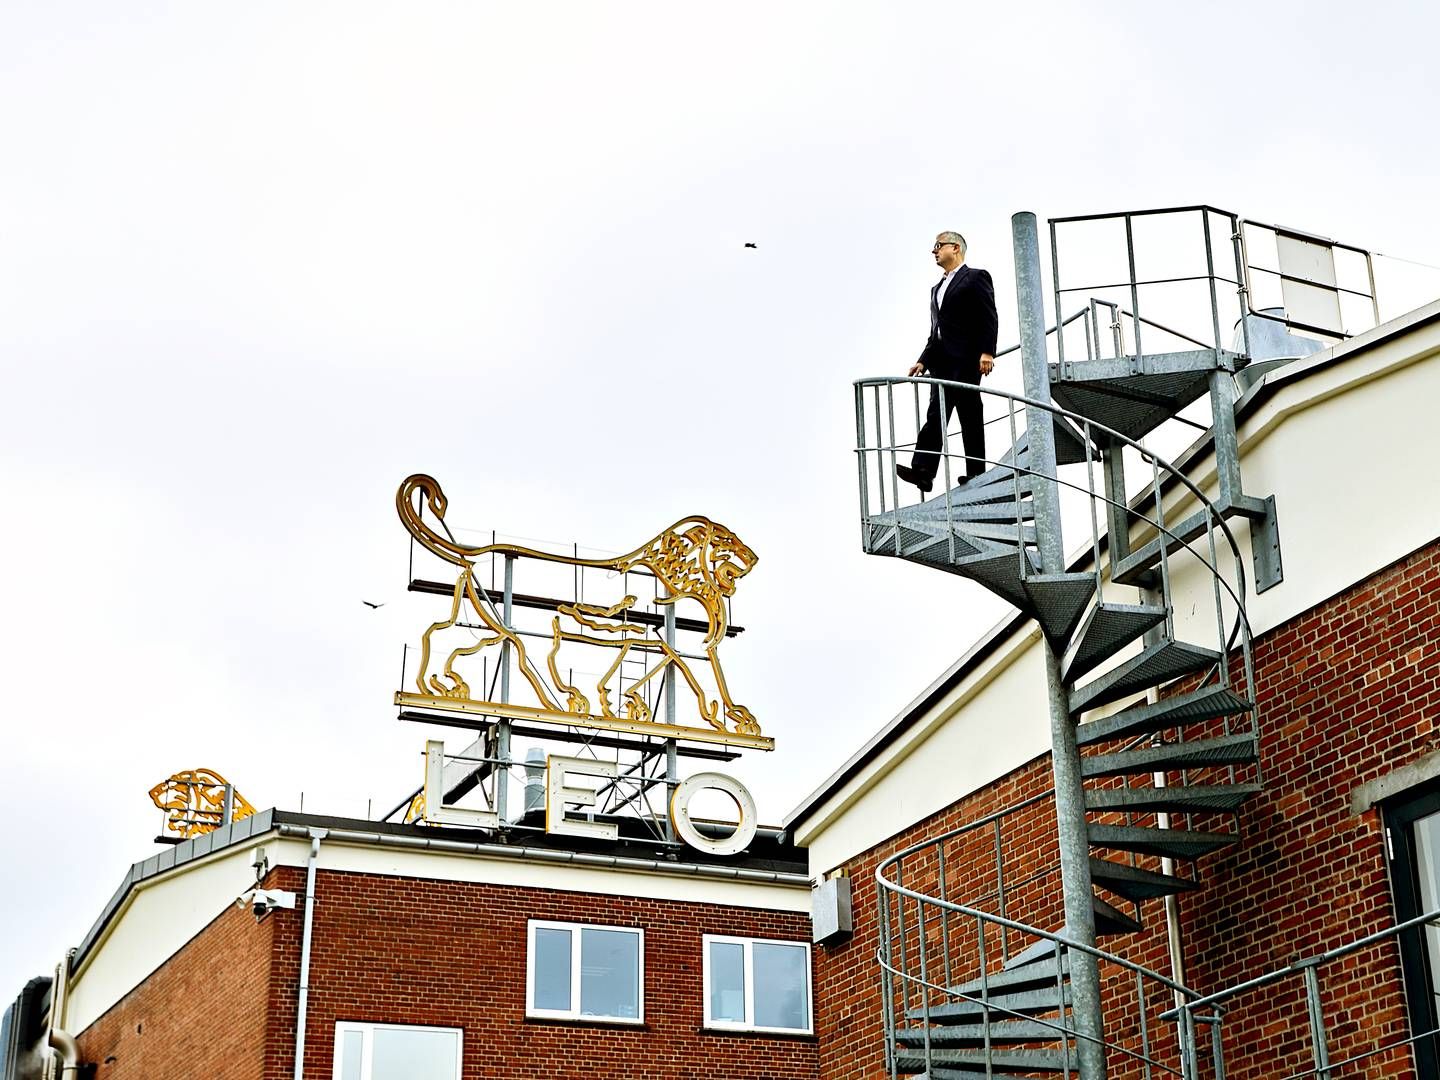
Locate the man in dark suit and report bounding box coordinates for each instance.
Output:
[896,231,999,493]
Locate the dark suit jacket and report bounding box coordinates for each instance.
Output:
[918,265,999,378]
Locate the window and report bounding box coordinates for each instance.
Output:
[526,919,644,1022]
[332,1022,462,1080]
[703,935,812,1034]
[1385,782,1440,1075]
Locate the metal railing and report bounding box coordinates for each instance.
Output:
[877,809,1204,1079]
[878,804,1440,1080]
[856,377,1256,699]
[1161,907,1440,1079]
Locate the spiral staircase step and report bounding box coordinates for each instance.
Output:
[1088,856,1198,901]
[1063,602,1169,684]
[1085,782,1263,815]
[894,1046,1072,1073]
[1049,362,1220,442]
[1081,732,1259,778]
[1075,685,1253,748]
[905,985,1071,1023]
[895,1017,1071,1045]
[1068,639,1222,714]
[1087,823,1239,860]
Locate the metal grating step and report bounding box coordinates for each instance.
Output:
[1088,856,1198,901]
[1075,685,1253,748]
[894,1047,1071,1073]
[1081,732,1259,778]
[946,545,1038,610]
[906,985,1071,1023]
[1023,573,1098,645]
[1069,639,1222,715]
[1092,893,1143,935]
[1009,418,1098,468]
[897,499,1036,525]
[894,1018,1070,1046]
[1049,365,1216,442]
[1085,782,1263,815]
[901,528,990,566]
[1087,823,1239,861]
[1063,602,1169,684]
[948,957,1070,999]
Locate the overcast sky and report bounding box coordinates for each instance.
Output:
[3,1,1439,995]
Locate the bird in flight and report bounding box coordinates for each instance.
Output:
[743,242,757,249]
[362,600,385,609]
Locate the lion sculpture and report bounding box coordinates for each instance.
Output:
[148,769,257,839]
[396,474,761,737]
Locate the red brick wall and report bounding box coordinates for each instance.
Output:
[267,867,818,1080]
[812,538,1440,1079]
[75,894,274,1080]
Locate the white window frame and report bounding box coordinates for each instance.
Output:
[332,1021,463,1080]
[702,934,813,1035]
[525,918,646,1024]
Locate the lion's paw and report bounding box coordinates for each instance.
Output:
[565,691,591,716]
[623,692,651,724]
[429,674,471,699]
[725,705,761,736]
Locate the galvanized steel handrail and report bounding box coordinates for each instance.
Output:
[1155,906,1440,1079]
[855,376,1255,659]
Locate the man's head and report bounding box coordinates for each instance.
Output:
[932,231,967,272]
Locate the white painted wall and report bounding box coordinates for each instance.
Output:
[797,305,1440,878]
[67,844,260,1035]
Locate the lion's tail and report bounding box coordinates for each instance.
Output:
[396,474,482,568]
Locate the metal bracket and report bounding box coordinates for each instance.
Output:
[1249,495,1283,593]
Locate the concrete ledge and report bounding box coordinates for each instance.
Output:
[1351,749,1440,815]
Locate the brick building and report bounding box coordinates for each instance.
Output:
[5,809,816,1080]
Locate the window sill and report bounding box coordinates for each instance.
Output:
[701,1025,817,1042]
[523,1015,647,1031]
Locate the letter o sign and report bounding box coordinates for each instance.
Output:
[669,772,758,856]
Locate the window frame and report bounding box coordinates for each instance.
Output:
[1384,781,1440,1077]
[525,918,646,1024]
[702,933,814,1035]
[332,1020,463,1080]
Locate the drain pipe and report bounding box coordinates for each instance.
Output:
[293,828,327,1080]
[48,951,79,1076]
[1146,686,1187,1007]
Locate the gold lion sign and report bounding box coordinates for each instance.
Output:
[393,474,770,750]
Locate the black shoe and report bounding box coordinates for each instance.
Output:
[896,465,933,493]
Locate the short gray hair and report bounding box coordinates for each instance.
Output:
[937,231,967,255]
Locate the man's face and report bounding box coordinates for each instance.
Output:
[932,236,962,272]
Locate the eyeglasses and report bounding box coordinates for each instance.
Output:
[931,243,957,253]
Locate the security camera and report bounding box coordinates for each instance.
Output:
[235,888,297,921]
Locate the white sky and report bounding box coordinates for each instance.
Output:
[3,0,1439,995]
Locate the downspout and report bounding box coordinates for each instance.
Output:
[49,951,79,1075]
[293,828,326,1080]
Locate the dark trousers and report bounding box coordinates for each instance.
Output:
[910,368,985,481]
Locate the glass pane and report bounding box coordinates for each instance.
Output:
[533,927,573,1011]
[708,941,746,1023]
[338,1029,363,1080]
[371,1027,458,1080]
[579,928,639,1019]
[1415,811,1440,1013]
[753,943,809,1030]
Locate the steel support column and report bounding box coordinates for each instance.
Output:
[1014,210,1107,1080]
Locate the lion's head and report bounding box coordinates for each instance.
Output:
[644,518,756,619]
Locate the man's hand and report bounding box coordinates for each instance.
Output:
[979,353,995,377]
[908,361,925,377]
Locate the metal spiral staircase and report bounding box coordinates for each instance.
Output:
[857,210,1289,1079]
